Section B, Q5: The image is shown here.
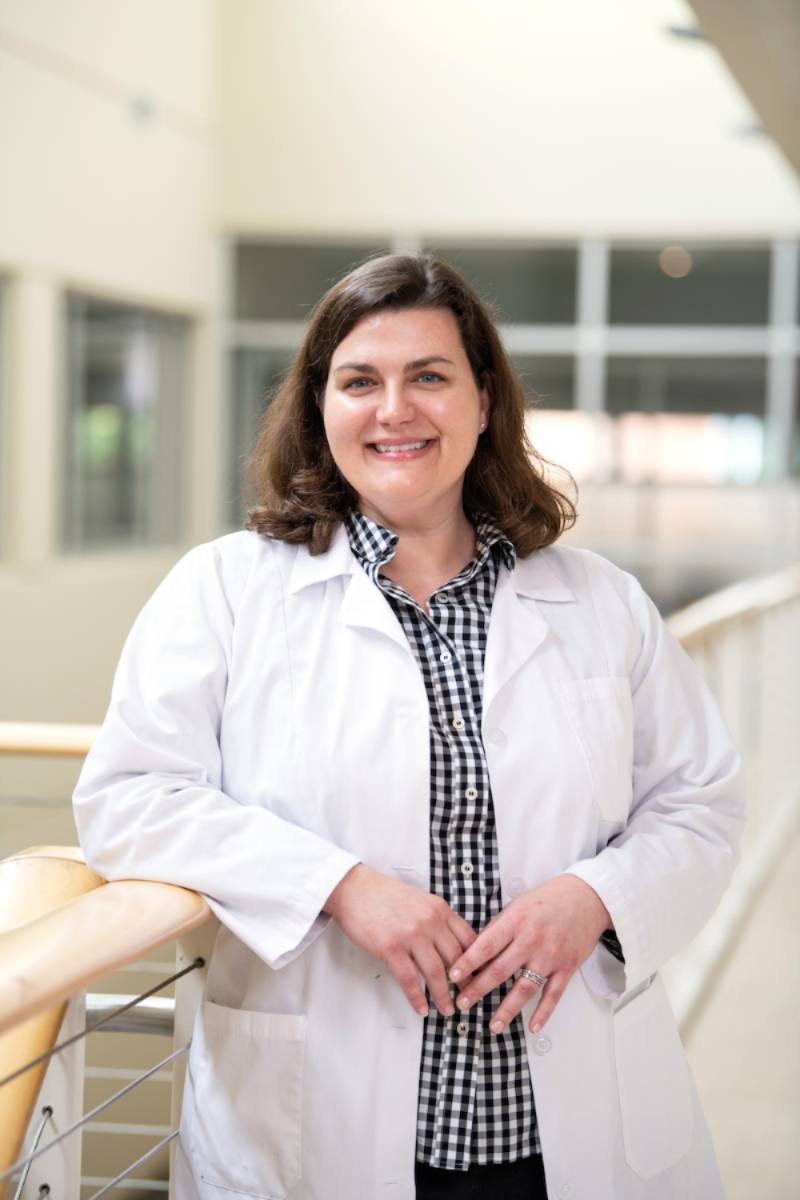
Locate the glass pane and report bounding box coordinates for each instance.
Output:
[228,347,297,525]
[606,356,766,484]
[65,296,185,549]
[234,242,389,321]
[606,356,766,415]
[609,244,770,325]
[425,245,576,323]
[510,354,574,409]
[793,361,800,478]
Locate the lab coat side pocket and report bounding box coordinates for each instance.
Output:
[613,977,694,1179]
[190,1000,306,1199]
[558,676,634,822]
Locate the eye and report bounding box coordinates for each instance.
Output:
[344,377,374,391]
[416,371,444,384]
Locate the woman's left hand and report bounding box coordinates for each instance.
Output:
[448,874,613,1035]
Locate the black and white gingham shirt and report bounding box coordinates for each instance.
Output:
[345,510,540,1171]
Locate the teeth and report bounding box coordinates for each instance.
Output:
[373,441,429,453]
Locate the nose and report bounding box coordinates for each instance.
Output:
[375,379,415,425]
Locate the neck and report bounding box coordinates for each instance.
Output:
[358,501,477,603]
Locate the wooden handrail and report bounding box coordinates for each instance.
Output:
[0,848,210,1178]
[667,562,800,647]
[0,877,211,1037]
[0,722,99,758]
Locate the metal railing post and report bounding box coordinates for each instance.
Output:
[169,919,218,1199]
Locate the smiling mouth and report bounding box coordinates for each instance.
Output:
[369,439,434,454]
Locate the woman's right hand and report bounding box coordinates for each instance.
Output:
[324,864,476,1017]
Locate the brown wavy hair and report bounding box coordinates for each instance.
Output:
[244,253,577,555]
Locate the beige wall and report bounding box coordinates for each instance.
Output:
[0,1,223,750]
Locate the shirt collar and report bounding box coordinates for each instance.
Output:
[344,509,516,575]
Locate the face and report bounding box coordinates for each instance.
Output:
[321,307,490,527]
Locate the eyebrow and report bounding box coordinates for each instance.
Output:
[333,355,455,375]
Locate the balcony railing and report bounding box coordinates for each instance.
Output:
[1,561,798,1195]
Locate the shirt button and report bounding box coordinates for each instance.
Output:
[436,594,448,604]
[440,651,452,664]
[456,1020,469,1036]
[460,861,474,877]
[533,1034,552,1055]
[452,716,465,732]
[487,728,507,747]
[465,786,478,800]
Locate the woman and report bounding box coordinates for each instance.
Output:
[74,254,743,1200]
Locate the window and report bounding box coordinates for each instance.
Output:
[606,356,766,484]
[510,354,575,409]
[609,244,770,326]
[234,241,388,321]
[228,346,296,524]
[425,245,576,323]
[64,296,186,549]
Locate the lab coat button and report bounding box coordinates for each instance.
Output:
[508,877,525,897]
[465,786,478,800]
[452,716,466,732]
[533,1034,552,1055]
[557,1184,575,1199]
[488,728,507,747]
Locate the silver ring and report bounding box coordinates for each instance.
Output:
[519,968,548,989]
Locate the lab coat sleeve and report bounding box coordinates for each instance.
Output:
[72,539,359,970]
[564,559,745,994]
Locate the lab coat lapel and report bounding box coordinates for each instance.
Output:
[483,550,576,718]
[339,562,411,652]
[289,524,414,653]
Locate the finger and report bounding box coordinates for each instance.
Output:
[453,945,521,1011]
[486,973,551,1033]
[527,970,571,1034]
[435,927,469,970]
[387,952,430,1017]
[448,918,512,983]
[447,912,478,952]
[412,943,455,1017]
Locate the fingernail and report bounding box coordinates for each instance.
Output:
[444,1004,455,1017]
[490,1019,504,1034]
[457,995,470,1011]
[531,1022,541,1033]
[417,1005,429,1017]
[450,968,462,981]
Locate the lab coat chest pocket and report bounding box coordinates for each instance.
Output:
[613,979,694,1178]
[558,676,634,821]
[189,1000,306,1199]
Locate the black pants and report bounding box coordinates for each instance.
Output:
[415,1155,548,1199]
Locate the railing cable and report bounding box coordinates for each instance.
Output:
[0,1044,189,1184]
[0,957,203,1090]
[11,1106,51,1200]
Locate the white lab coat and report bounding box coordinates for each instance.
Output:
[73,525,744,1200]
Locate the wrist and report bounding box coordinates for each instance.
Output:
[323,862,367,918]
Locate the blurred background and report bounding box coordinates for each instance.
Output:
[0,1,798,1197]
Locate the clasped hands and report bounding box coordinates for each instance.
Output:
[324,865,613,1034]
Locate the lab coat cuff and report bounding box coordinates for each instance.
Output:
[564,855,647,995]
[270,848,361,970]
